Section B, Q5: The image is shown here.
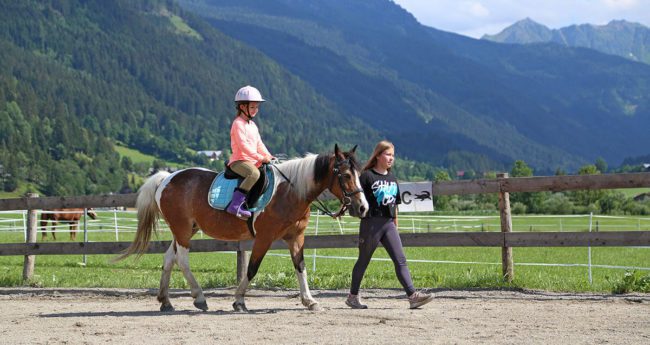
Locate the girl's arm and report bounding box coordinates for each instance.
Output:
[257,139,272,161]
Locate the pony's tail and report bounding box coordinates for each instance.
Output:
[113,171,171,262]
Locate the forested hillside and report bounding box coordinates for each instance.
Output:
[2,0,650,197]
[0,0,381,196]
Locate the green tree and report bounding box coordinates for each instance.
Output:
[152,159,165,172]
[433,170,452,211]
[572,164,606,208]
[510,160,545,213]
[539,193,575,214]
[598,191,626,214]
[476,171,498,209]
[121,156,134,172]
[511,160,533,177]
[595,157,608,173]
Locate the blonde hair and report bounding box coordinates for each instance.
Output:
[363,140,394,172]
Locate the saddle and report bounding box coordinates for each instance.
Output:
[208,164,275,213]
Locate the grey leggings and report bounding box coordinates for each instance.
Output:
[350,217,416,296]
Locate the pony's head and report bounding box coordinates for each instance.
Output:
[327,144,368,218]
[87,208,98,220]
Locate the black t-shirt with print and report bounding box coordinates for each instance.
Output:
[360,169,401,219]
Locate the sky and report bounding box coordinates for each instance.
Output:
[391,0,650,38]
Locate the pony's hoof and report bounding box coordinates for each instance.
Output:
[308,302,322,311]
[232,301,248,313]
[160,304,175,312]
[194,300,208,312]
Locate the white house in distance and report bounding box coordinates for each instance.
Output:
[197,150,222,161]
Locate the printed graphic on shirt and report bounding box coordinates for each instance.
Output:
[371,180,398,206]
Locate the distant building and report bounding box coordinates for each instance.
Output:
[197,150,223,161]
[643,163,650,171]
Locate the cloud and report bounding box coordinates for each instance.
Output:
[467,2,490,18]
[602,0,639,9]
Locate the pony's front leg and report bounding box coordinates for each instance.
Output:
[233,239,272,312]
[40,220,49,241]
[51,221,57,240]
[70,222,77,241]
[287,237,321,311]
[175,244,208,311]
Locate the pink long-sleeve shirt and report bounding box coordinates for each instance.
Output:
[229,116,272,168]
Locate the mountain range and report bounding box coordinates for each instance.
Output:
[483,18,650,65]
[1,0,650,196]
[179,0,650,172]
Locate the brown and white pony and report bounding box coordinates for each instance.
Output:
[117,145,368,312]
[40,208,97,241]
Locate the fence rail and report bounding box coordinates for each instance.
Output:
[432,172,650,195]
[1,231,649,256]
[1,172,649,283]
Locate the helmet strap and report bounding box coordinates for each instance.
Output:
[238,102,253,120]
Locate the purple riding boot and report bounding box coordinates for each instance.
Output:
[226,188,252,219]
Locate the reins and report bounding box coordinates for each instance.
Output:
[271,155,362,219]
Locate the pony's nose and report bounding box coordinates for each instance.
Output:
[359,205,367,217]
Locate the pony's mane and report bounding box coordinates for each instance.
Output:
[274,154,321,200]
[274,151,360,200]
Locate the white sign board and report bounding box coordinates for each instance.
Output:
[398,181,434,212]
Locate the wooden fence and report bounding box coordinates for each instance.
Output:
[1,172,649,283]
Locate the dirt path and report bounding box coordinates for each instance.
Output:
[0,287,648,344]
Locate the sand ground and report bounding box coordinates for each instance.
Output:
[0,287,648,344]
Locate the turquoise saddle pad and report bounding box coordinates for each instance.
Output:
[207,166,275,213]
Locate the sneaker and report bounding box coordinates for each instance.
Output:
[345,294,368,309]
[408,291,434,309]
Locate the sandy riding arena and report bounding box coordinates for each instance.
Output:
[0,288,648,344]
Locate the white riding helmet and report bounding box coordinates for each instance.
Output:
[234,85,265,102]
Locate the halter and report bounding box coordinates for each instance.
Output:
[331,157,363,204]
[313,156,363,218]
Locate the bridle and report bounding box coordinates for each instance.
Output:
[331,157,363,205]
[313,155,363,218]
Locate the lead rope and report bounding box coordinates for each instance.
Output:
[313,198,348,219]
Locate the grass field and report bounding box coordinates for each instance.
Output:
[0,211,648,293]
[616,187,650,198]
[114,144,184,169]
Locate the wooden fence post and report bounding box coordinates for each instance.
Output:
[497,173,514,282]
[22,193,39,283]
[236,244,249,284]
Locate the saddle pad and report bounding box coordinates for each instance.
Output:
[207,166,275,213]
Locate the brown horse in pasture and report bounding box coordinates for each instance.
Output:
[117,145,368,312]
[40,208,98,241]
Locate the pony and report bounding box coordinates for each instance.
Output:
[40,208,98,241]
[117,145,369,312]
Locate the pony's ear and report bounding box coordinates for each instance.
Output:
[334,143,341,156]
[350,145,358,154]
